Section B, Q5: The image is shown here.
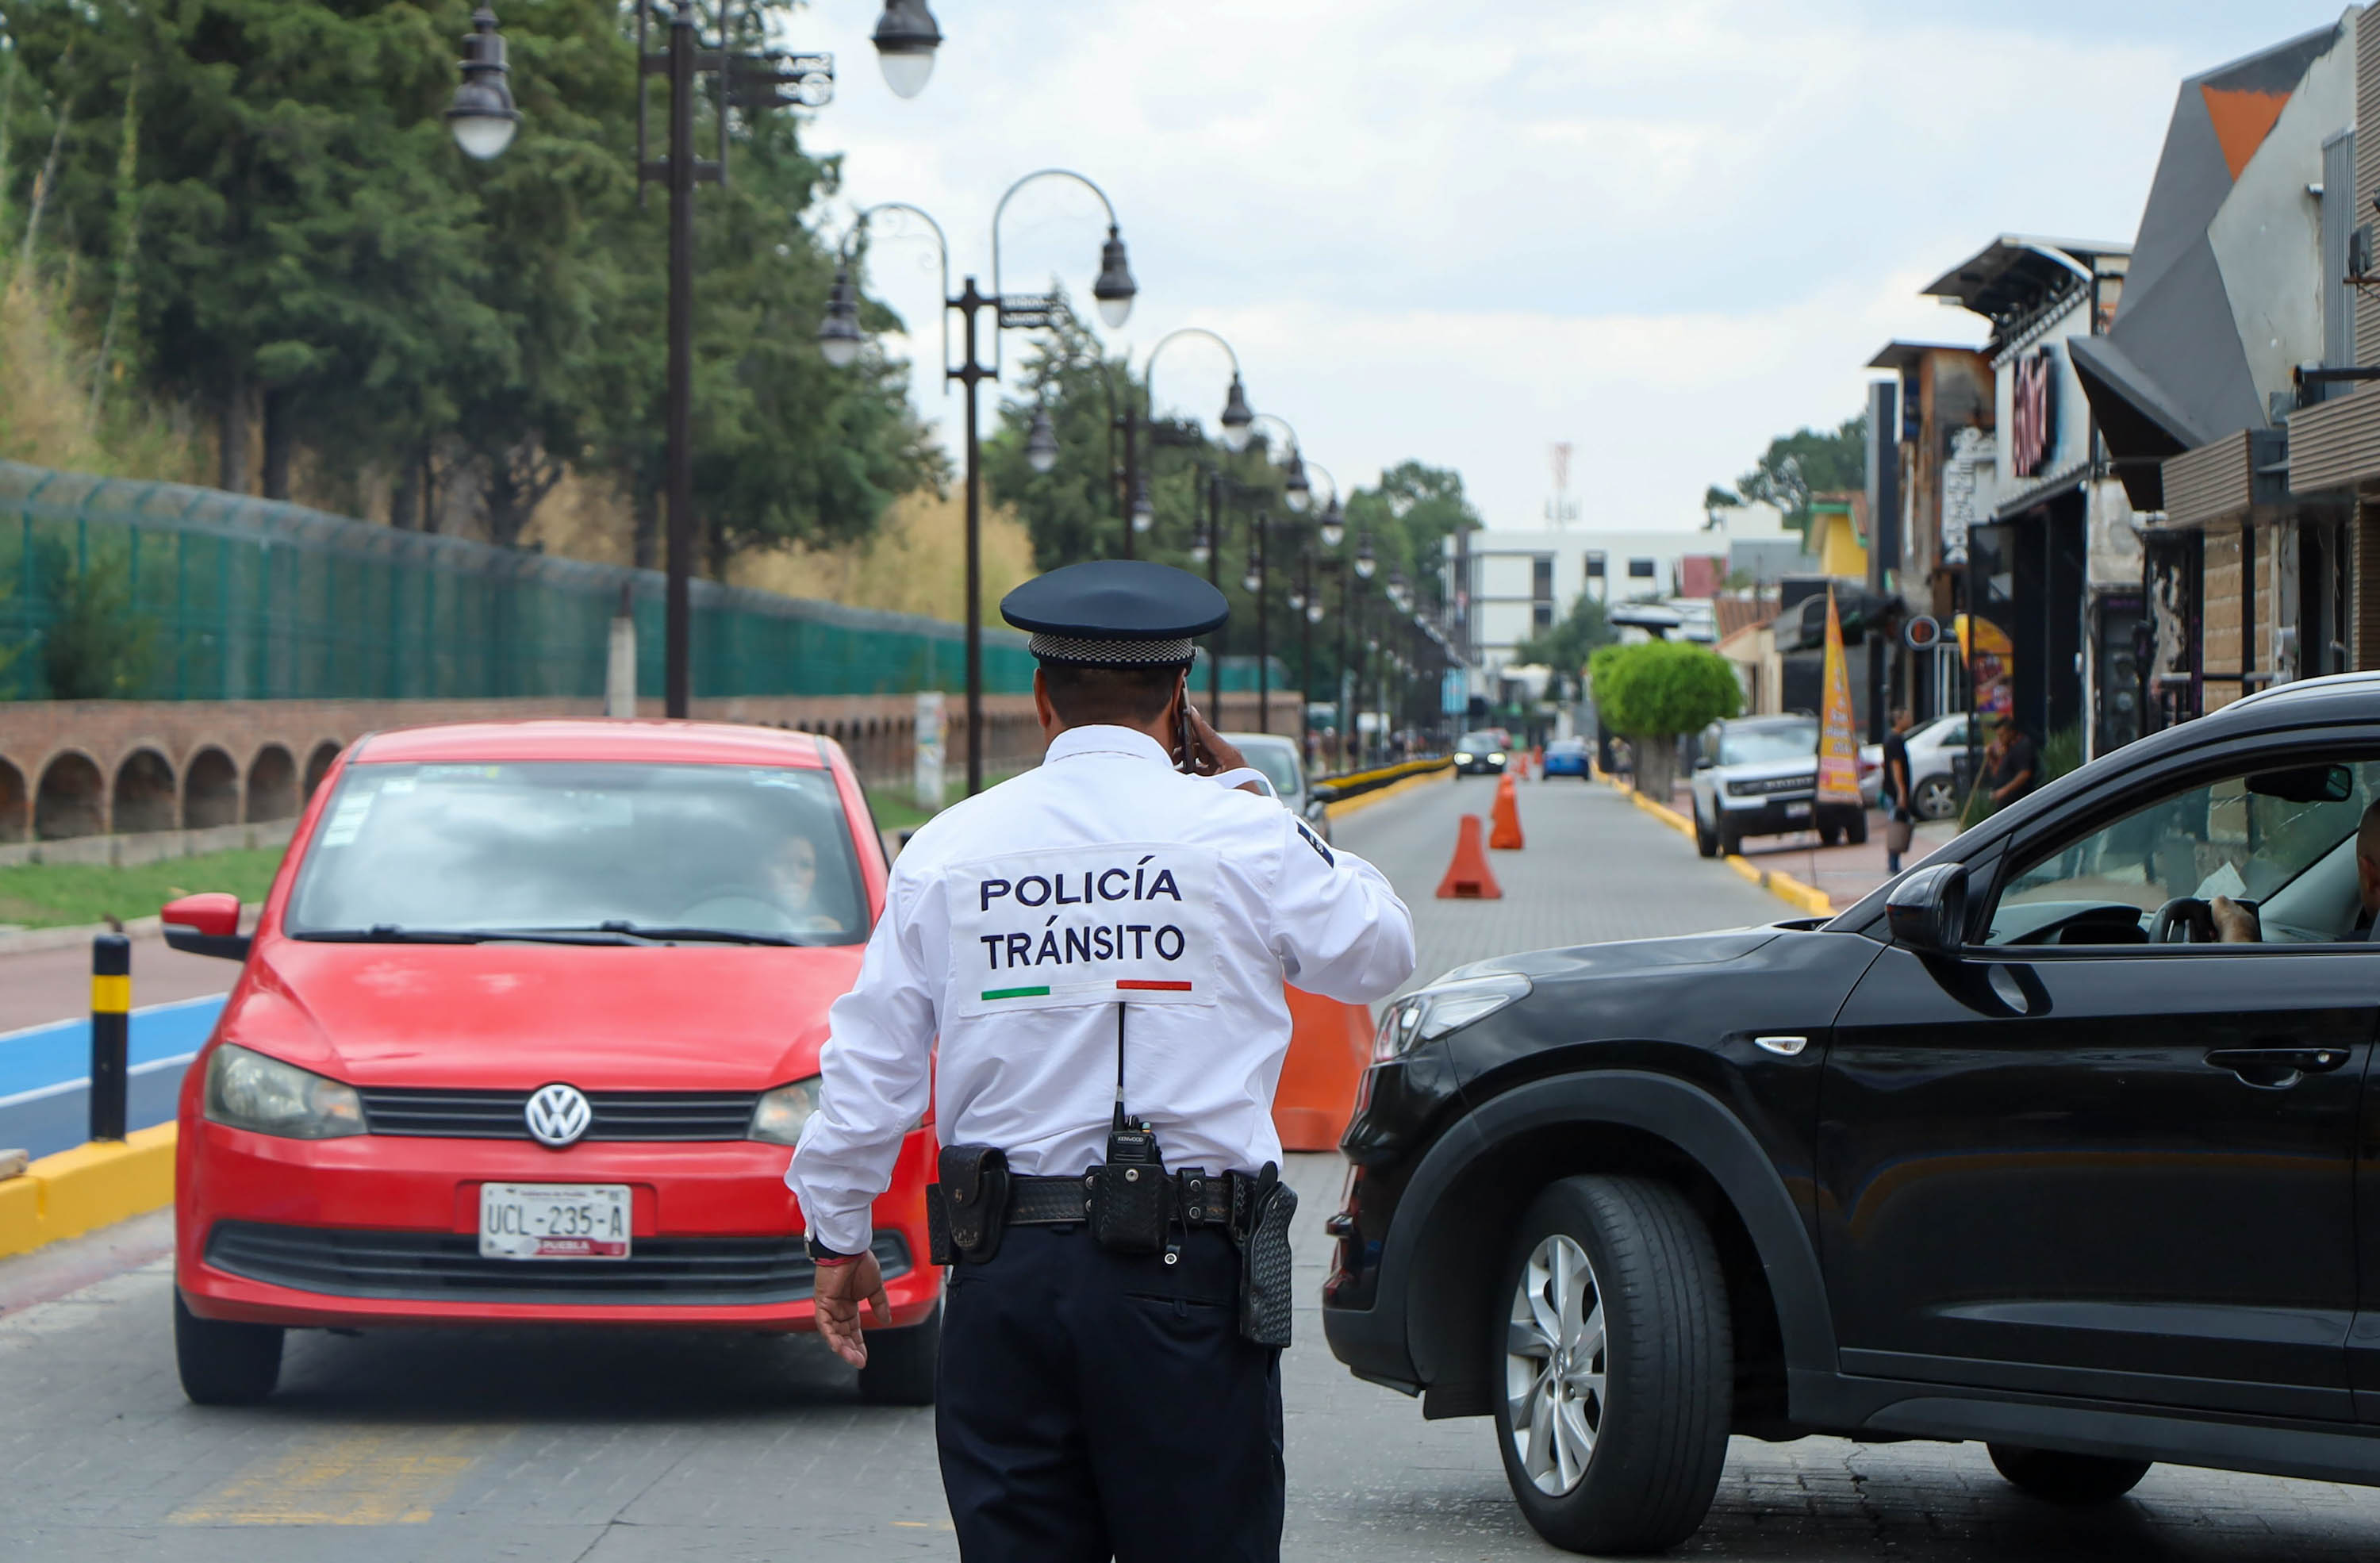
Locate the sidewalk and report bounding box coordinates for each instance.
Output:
[1725,813,1961,911]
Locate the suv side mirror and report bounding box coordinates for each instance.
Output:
[162,893,251,962]
[1886,862,1967,954]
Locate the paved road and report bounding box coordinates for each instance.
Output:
[2,772,2377,1559]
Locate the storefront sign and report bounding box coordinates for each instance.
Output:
[2012,350,2057,478]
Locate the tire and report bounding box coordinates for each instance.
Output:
[1490,1176,1732,1554]
[175,1290,283,1406]
[1716,821,1741,858]
[1818,824,1841,847]
[856,1300,940,1406]
[1844,812,1868,846]
[1914,774,1957,820]
[1693,808,1718,859]
[1987,1443,2151,1504]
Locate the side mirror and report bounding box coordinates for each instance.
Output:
[1885,862,1968,955]
[1694,755,1714,770]
[163,893,251,962]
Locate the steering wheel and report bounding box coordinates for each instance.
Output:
[2147,897,2215,944]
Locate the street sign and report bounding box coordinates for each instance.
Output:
[1902,614,1944,651]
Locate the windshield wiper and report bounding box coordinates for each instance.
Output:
[290,925,647,946]
[582,921,804,947]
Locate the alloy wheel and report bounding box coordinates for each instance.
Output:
[1916,775,1957,820]
[1504,1232,1607,1495]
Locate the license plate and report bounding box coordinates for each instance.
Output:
[479,1183,631,1260]
[1784,802,1812,818]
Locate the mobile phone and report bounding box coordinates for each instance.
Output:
[1175,687,1197,773]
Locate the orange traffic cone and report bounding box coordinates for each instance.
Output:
[1273,985,1375,1150]
[1489,774,1525,850]
[1436,815,1504,898]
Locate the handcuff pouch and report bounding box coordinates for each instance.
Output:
[927,1144,1009,1265]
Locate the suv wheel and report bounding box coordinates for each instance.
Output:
[1693,807,1718,858]
[1491,1176,1731,1554]
[1987,1443,2151,1504]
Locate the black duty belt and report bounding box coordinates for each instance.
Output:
[1007,1170,1248,1231]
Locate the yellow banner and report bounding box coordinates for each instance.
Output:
[1816,586,1862,805]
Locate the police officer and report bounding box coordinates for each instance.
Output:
[787,559,1417,1562]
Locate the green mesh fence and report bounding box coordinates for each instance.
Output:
[0,463,1291,702]
[0,461,1039,702]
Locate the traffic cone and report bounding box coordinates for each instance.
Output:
[1489,774,1525,850]
[1435,815,1503,898]
[1273,985,1375,1150]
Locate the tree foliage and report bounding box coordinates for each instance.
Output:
[0,0,939,563]
[1708,413,1867,537]
[1513,591,1615,677]
[1588,639,1741,738]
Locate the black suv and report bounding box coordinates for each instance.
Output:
[1325,674,2380,1553]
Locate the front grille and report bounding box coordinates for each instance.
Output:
[204,1219,910,1306]
[357,1088,759,1142]
[1725,773,1814,798]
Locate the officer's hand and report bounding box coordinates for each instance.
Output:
[1184,705,1248,778]
[812,1251,890,1369]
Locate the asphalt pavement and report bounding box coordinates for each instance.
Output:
[2,771,2377,1559]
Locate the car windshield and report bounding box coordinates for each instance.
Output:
[1719,723,1817,766]
[1238,743,1302,798]
[1457,732,1504,751]
[286,761,868,945]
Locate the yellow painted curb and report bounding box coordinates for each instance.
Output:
[0,1123,177,1261]
[1326,766,1453,820]
[1603,777,1837,918]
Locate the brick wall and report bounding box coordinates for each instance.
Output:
[0,690,1296,844]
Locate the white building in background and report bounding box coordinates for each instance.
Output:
[1450,511,1802,680]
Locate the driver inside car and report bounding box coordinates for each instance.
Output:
[2209,798,2380,943]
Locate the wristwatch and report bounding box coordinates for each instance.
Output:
[805,1235,860,1265]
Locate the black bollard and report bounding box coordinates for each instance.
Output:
[90,932,130,1142]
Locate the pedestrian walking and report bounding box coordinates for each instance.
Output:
[786,559,1418,1562]
[1882,706,1915,874]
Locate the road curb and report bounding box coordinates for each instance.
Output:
[1325,766,1451,820]
[0,1123,177,1261]
[1606,779,1836,918]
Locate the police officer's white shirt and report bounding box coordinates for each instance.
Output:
[786,723,1418,1255]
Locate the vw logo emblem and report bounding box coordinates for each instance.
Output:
[524,1083,593,1148]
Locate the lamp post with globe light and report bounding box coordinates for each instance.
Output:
[817,171,1137,793]
[448,1,942,719]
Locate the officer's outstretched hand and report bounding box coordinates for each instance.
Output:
[813,1251,890,1368]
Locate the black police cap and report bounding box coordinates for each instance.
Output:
[1000,560,1228,667]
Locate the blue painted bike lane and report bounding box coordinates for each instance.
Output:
[0,997,227,1159]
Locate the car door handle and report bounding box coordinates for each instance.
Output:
[2204,1046,2350,1086]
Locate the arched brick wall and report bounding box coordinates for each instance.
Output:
[35,751,106,840]
[184,747,240,829]
[113,749,179,835]
[302,741,343,801]
[0,755,25,843]
[248,744,299,823]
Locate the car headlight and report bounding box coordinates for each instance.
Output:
[1455,751,1473,763]
[1490,751,1507,762]
[203,1043,364,1139]
[1372,972,1533,1062]
[750,1077,822,1146]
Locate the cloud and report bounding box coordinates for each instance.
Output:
[794,0,2351,534]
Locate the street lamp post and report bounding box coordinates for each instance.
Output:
[449,2,939,720]
[820,171,1137,793]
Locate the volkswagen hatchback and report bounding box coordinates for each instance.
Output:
[164,721,941,1407]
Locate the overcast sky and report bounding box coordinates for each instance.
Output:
[793,0,2351,536]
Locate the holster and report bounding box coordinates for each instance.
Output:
[925,1144,1010,1265]
[1235,1161,1297,1349]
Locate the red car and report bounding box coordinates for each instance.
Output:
[163,720,942,1407]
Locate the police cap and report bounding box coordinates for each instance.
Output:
[1000,560,1228,668]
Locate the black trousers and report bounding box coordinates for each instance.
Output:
[935,1224,1284,1562]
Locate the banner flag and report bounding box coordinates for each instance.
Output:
[1817,586,1863,805]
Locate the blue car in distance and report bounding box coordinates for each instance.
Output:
[1541,737,1590,779]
